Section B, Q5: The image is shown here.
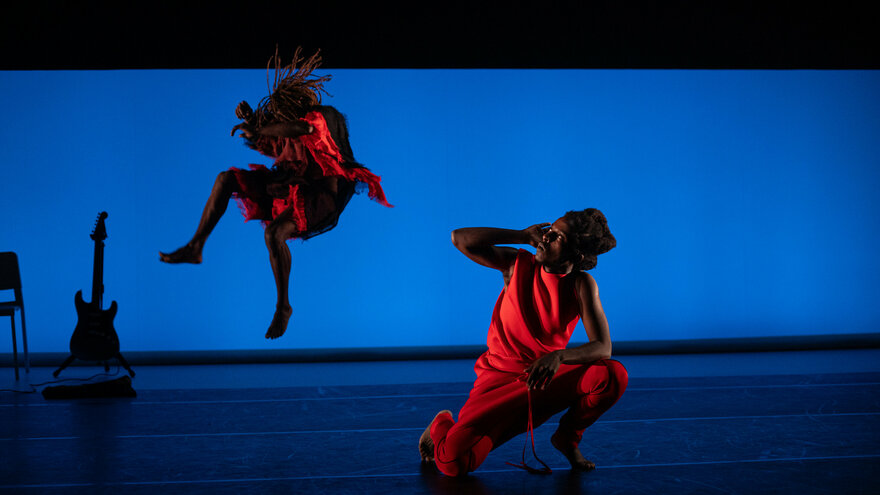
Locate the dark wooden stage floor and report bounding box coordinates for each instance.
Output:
[2,350,879,494]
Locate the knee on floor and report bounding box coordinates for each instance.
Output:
[435,458,471,477]
[434,434,492,477]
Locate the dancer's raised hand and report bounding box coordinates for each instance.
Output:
[235,100,254,121]
[522,223,551,247]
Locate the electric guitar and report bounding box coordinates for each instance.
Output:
[70,212,120,360]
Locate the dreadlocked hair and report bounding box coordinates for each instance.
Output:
[563,208,616,271]
[253,46,332,128]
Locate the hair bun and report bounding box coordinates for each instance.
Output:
[564,208,616,271]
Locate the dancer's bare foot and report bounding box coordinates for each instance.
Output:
[265,304,292,339]
[159,243,203,264]
[419,410,452,463]
[551,432,595,471]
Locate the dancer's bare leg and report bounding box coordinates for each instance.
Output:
[160,171,240,264]
[263,209,299,339]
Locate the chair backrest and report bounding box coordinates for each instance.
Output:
[0,252,22,292]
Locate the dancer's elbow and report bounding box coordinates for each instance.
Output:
[451,229,465,248]
[600,341,613,360]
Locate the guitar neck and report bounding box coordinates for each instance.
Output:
[91,239,104,308]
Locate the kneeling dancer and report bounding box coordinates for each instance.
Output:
[420,209,627,476]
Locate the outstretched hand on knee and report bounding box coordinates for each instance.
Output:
[525,351,562,390]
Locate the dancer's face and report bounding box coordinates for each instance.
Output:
[535,217,576,271]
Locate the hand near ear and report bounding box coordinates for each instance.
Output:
[523,223,550,247]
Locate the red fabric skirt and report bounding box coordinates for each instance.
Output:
[229,163,355,240]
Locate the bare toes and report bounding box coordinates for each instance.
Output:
[159,245,202,264]
[419,410,451,462]
[265,306,292,339]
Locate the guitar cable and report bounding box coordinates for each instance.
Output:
[0,364,122,394]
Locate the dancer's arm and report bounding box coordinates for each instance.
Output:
[451,223,548,272]
[525,273,612,390]
[231,121,313,139]
[230,101,314,139]
[257,121,314,138]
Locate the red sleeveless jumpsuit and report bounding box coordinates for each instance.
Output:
[430,249,628,476]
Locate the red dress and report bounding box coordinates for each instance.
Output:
[430,249,628,476]
[229,107,391,239]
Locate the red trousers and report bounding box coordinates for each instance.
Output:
[430,358,628,476]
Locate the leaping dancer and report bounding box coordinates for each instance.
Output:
[160,47,392,339]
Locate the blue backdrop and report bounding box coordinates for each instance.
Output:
[1,70,878,352]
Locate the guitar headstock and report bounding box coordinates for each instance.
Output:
[90,212,109,242]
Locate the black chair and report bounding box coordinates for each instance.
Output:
[0,252,30,380]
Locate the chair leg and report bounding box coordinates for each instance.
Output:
[10,316,19,381]
[19,306,29,374]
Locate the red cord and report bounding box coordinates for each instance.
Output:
[505,385,552,474]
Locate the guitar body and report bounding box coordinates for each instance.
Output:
[71,290,120,361]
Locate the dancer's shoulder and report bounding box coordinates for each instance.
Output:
[574,271,599,299]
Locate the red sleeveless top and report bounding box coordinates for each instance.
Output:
[477,249,581,377]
